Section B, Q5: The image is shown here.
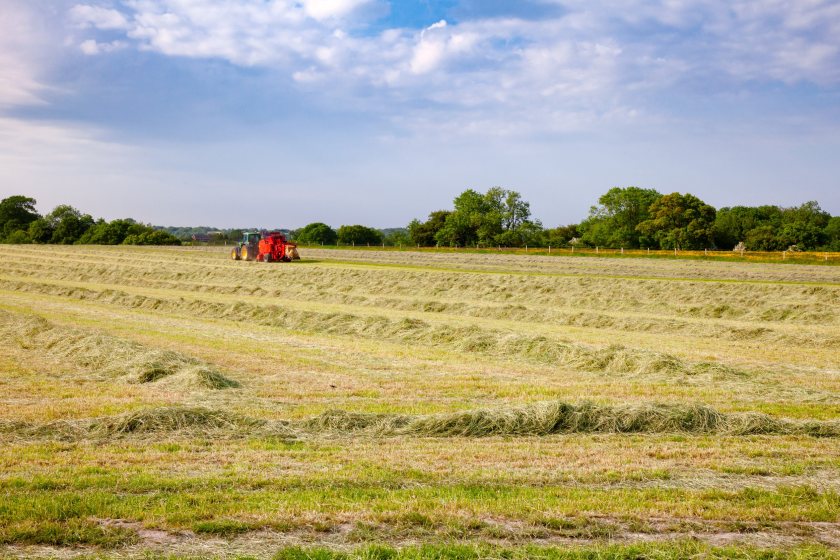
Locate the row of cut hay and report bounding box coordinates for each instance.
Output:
[0,310,239,389]
[6,243,839,287]
[0,406,276,441]
[303,401,840,438]
[5,257,838,328]
[302,248,840,283]
[0,280,744,379]
[16,262,826,347]
[3,401,837,441]
[7,254,840,312]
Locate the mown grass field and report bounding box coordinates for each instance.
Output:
[1,245,839,559]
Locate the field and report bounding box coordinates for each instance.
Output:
[1,245,839,559]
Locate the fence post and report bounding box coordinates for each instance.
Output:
[548,245,551,254]
[621,247,624,255]
[826,252,829,262]
[783,251,786,260]
[596,246,599,254]
[674,247,677,257]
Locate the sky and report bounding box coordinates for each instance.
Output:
[1,0,839,229]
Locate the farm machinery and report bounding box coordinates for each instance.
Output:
[231,231,300,262]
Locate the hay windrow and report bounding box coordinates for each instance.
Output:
[4,259,839,335]
[0,406,273,441]
[0,310,240,389]
[0,282,750,379]
[3,402,837,442]
[299,401,840,438]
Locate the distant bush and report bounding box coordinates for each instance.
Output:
[295,222,338,245]
[123,230,182,246]
[337,224,382,246]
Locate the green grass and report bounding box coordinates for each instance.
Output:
[0,245,838,558]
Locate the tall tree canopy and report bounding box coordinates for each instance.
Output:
[0,196,40,239]
[337,224,382,245]
[715,201,831,250]
[435,187,540,247]
[713,206,782,249]
[45,205,95,245]
[408,210,451,246]
[295,222,338,245]
[636,192,716,250]
[579,187,661,248]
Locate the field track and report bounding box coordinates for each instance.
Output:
[1,245,839,559]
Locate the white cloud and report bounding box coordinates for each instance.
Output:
[69,4,129,29]
[299,0,371,21]
[37,0,840,138]
[80,38,127,54]
[0,1,49,107]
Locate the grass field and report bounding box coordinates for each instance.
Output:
[1,245,839,559]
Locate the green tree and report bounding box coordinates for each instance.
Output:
[434,187,540,247]
[295,222,338,245]
[383,229,411,246]
[78,219,148,245]
[122,230,181,245]
[44,205,94,244]
[744,225,783,251]
[713,206,782,249]
[27,218,53,244]
[579,187,661,248]
[435,189,488,247]
[484,187,541,247]
[545,224,580,247]
[777,201,830,250]
[824,217,840,251]
[5,229,31,244]
[408,211,451,246]
[636,192,716,250]
[337,225,382,246]
[0,195,40,241]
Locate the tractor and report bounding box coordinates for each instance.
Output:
[231,231,300,262]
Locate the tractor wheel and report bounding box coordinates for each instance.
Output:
[263,253,272,263]
[231,248,240,261]
[242,247,251,261]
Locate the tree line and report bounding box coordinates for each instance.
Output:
[3,190,838,251]
[290,187,839,251]
[0,196,181,245]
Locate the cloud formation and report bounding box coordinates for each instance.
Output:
[1,0,838,228]
[57,0,838,136]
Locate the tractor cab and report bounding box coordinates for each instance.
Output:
[230,231,262,261]
[242,232,262,244]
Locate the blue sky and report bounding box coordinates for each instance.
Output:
[1,0,839,228]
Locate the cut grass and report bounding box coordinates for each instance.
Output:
[0,309,240,389]
[0,282,758,379]
[4,401,838,441]
[0,246,838,557]
[271,542,840,560]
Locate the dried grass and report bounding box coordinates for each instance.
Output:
[0,310,239,389]
[301,401,840,438]
[0,286,748,379]
[3,401,837,442]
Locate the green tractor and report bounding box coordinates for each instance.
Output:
[230,231,262,261]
